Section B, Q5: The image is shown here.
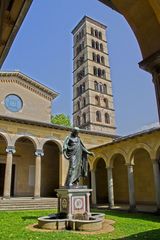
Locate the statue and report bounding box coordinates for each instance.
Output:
[63,127,94,187]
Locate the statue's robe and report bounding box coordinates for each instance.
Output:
[63,135,88,186]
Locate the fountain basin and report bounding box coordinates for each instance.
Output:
[38,216,67,230]
[91,212,105,221]
[38,212,105,231]
[72,217,102,231]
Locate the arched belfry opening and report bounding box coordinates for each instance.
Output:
[41,141,60,197]
[15,137,36,197]
[0,134,8,196]
[95,158,108,204]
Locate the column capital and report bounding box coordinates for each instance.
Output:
[90,168,96,172]
[6,146,16,154]
[125,163,134,167]
[86,192,90,197]
[151,158,160,164]
[139,50,160,74]
[35,149,44,157]
[152,159,160,211]
[106,166,113,169]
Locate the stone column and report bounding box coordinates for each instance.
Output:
[91,169,97,205]
[107,167,114,208]
[3,146,16,199]
[127,164,136,211]
[139,51,160,121]
[152,160,160,212]
[34,150,44,198]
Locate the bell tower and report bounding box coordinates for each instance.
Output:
[72,16,116,134]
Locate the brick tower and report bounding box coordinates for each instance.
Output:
[72,16,116,134]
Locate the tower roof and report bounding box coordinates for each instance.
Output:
[72,16,107,35]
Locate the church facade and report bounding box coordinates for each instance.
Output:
[0,70,159,212]
[0,71,115,199]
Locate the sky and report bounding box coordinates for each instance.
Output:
[1,0,158,136]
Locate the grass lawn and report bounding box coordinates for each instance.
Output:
[0,209,160,240]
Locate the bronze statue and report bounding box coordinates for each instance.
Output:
[63,127,94,187]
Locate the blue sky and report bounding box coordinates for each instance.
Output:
[1,0,158,135]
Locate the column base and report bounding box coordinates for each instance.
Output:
[33,196,41,199]
[2,196,10,200]
[128,205,137,213]
[108,205,114,210]
[155,208,160,215]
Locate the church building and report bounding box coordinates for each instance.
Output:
[0,15,159,213]
[0,71,115,199]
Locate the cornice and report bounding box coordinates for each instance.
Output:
[72,16,107,35]
[0,71,59,100]
[0,114,119,138]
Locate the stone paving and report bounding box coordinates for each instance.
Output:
[96,204,157,213]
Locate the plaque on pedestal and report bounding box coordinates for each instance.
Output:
[56,187,92,220]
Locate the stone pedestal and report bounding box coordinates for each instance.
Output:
[55,187,92,220]
[38,187,106,231]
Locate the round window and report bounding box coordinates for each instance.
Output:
[4,94,23,112]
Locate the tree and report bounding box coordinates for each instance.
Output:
[51,114,72,127]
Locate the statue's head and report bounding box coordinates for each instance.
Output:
[72,127,80,136]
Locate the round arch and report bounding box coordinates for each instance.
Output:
[130,147,156,205]
[128,143,153,164]
[99,0,160,123]
[41,140,61,197]
[94,157,108,204]
[14,136,36,197]
[100,0,160,59]
[14,135,38,150]
[92,153,107,170]
[41,138,63,152]
[110,152,129,204]
[0,131,11,146]
[109,148,127,167]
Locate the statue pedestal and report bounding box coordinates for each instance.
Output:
[38,187,107,231]
[55,187,92,220]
